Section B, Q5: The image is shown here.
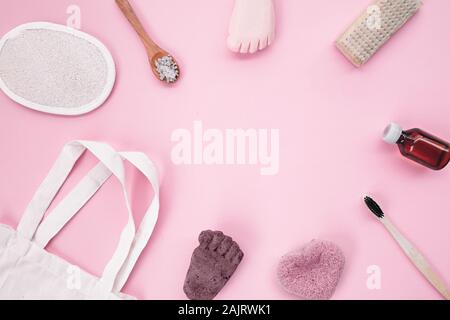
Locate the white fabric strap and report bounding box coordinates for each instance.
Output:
[65,141,136,292]
[17,141,137,292]
[18,141,160,292]
[112,151,160,292]
[33,162,112,248]
[17,143,85,240]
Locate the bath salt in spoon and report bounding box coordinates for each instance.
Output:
[115,0,180,84]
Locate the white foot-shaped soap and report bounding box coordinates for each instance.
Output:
[227,0,276,54]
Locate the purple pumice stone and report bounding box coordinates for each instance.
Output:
[277,239,345,300]
[183,230,244,300]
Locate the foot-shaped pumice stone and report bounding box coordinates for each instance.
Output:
[183,230,244,300]
[277,240,345,300]
[227,0,276,53]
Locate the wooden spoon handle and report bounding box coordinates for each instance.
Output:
[115,0,160,55]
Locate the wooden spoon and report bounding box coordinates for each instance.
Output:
[115,0,180,84]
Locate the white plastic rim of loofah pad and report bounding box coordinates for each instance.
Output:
[0,22,116,116]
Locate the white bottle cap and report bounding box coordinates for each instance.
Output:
[383,123,403,144]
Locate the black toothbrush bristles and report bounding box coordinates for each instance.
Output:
[364,196,385,219]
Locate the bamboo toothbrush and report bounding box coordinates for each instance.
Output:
[364,196,450,300]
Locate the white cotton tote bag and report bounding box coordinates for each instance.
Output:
[0,140,159,299]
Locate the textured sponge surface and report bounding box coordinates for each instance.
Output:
[277,240,345,300]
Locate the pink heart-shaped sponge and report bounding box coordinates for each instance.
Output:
[277,240,345,300]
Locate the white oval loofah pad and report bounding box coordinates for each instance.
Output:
[0,22,116,116]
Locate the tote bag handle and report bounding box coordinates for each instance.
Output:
[33,151,160,292]
[17,140,159,292]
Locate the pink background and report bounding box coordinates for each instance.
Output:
[1,0,450,300]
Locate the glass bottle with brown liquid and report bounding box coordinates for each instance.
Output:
[383,123,450,170]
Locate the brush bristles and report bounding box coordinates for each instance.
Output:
[364,196,384,219]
